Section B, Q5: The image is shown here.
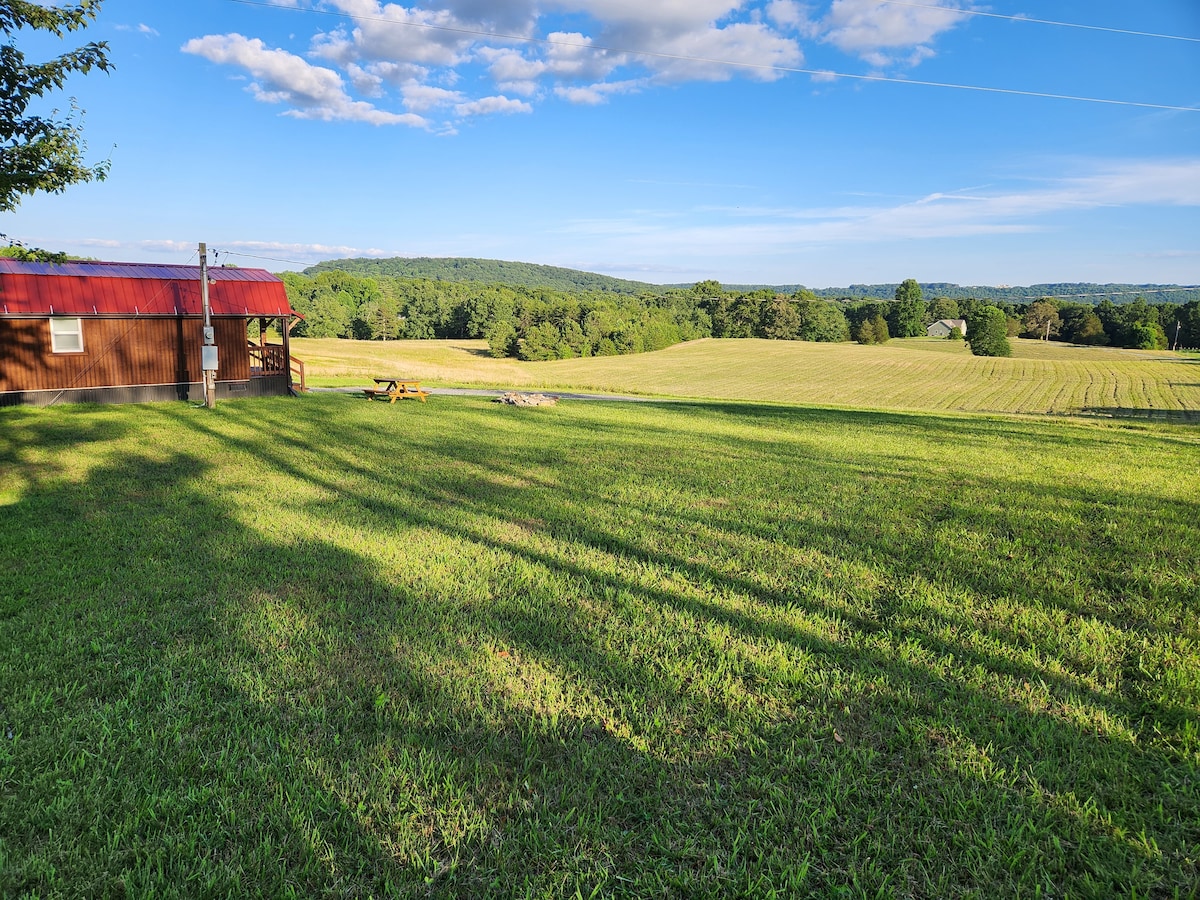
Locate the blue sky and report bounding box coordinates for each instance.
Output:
[5,0,1199,286]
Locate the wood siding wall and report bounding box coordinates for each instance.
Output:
[0,317,249,393]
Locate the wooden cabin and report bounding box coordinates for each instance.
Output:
[0,259,302,406]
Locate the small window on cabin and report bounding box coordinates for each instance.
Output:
[49,317,84,353]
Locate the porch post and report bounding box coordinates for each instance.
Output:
[281,315,294,393]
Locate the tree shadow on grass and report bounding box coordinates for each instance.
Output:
[459,346,498,359]
[183,398,1199,892]
[357,397,1197,641]
[0,405,128,487]
[4,446,855,895]
[1081,407,1200,423]
[5,396,1194,896]
[183,395,1199,701]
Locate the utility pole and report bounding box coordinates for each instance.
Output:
[1173,320,1182,352]
[199,242,217,408]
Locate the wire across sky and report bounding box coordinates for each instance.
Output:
[226,0,1200,112]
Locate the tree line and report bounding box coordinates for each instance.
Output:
[279,271,707,359]
[1016,296,1196,351]
[756,282,1200,306]
[280,271,1200,360]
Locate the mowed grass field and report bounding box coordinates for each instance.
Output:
[1,392,1198,897]
[296,336,1200,420]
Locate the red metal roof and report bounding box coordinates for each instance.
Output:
[0,259,295,317]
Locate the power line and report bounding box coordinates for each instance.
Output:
[224,0,1199,113]
[870,0,1200,44]
[214,249,312,267]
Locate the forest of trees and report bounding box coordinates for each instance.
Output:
[280,264,1200,360]
[304,256,663,295]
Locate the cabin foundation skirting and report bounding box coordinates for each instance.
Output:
[0,375,292,407]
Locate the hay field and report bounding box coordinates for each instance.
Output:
[296,336,1200,419]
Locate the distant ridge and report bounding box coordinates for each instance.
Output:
[679,282,1200,304]
[801,282,1200,304]
[304,257,1198,304]
[304,256,664,295]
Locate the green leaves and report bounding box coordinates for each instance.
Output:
[0,2,101,37]
[0,0,111,212]
[966,306,1013,358]
[890,278,927,338]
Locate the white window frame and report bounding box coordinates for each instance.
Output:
[49,317,85,353]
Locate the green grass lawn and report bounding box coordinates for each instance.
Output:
[295,336,1200,421]
[1,394,1198,897]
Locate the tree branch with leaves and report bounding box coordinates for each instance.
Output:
[1,0,111,214]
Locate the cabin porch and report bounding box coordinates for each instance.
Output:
[248,316,305,392]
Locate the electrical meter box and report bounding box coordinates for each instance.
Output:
[202,345,219,371]
[203,326,215,343]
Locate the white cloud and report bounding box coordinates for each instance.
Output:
[1135,250,1200,260]
[186,2,811,128]
[542,32,623,80]
[136,240,196,254]
[179,1,972,130]
[812,0,968,67]
[403,0,536,31]
[1035,159,1200,208]
[454,95,533,116]
[182,33,427,127]
[562,159,1200,252]
[401,81,466,111]
[649,21,802,82]
[555,79,643,105]
[116,23,160,37]
[214,240,393,259]
[766,0,806,30]
[132,239,392,261]
[23,238,398,269]
[481,33,626,93]
[541,2,803,82]
[479,47,548,90]
[358,59,434,88]
[312,2,485,69]
[346,63,385,96]
[564,0,748,31]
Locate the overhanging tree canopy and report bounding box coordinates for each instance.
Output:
[1,0,111,213]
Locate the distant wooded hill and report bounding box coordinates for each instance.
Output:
[304,257,664,295]
[306,257,1198,305]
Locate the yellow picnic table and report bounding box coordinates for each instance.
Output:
[363,377,429,403]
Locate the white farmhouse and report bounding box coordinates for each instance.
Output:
[927,318,967,338]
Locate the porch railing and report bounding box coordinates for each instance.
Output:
[248,342,305,393]
[290,355,306,393]
[249,343,288,376]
